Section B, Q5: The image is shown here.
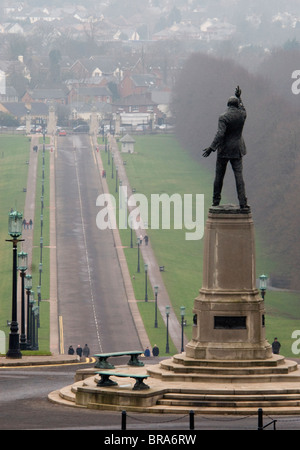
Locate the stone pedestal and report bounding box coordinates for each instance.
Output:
[89,107,98,136]
[47,105,57,136]
[186,205,272,360]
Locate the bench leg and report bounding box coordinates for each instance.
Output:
[127,355,144,367]
[97,374,118,387]
[132,377,150,390]
[94,358,115,369]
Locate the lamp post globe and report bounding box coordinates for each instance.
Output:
[259,274,268,300]
[8,210,23,238]
[18,251,28,271]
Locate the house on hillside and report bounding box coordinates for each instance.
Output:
[0,102,49,123]
[22,88,67,105]
[68,86,113,105]
[70,57,122,80]
[113,93,161,128]
[0,86,18,102]
[70,101,112,124]
[0,23,24,34]
[119,73,160,98]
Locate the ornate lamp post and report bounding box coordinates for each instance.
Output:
[154,285,158,327]
[111,154,114,178]
[18,250,28,350]
[39,262,43,286]
[165,305,170,354]
[136,238,140,273]
[37,285,41,328]
[115,166,118,193]
[27,290,34,350]
[6,210,24,359]
[180,306,186,353]
[144,263,148,302]
[25,274,32,348]
[31,305,39,350]
[259,274,268,300]
[119,180,122,207]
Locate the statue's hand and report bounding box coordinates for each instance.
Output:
[235,85,241,98]
[203,147,212,157]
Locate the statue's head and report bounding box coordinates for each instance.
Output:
[227,96,239,107]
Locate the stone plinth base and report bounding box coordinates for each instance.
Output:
[188,205,272,360]
[186,340,272,360]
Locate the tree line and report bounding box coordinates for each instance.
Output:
[172,51,300,289]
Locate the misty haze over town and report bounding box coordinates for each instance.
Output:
[0,0,299,287]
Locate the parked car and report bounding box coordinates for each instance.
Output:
[136,124,148,131]
[59,130,67,136]
[73,124,89,133]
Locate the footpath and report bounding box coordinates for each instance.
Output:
[95,134,187,352]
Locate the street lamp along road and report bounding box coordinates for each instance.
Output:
[25,274,32,349]
[6,210,24,359]
[180,306,186,353]
[18,250,28,350]
[144,263,148,302]
[154,285,158,327]
[165,305,170,353]
[136,238,140,273]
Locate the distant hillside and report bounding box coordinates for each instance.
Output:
[172,52,300,289]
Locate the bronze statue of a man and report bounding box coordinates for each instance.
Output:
[203,86,249,209]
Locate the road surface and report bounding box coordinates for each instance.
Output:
[55,133,141,355]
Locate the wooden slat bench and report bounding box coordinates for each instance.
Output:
[96,371,150,390]
[94,351,144,369]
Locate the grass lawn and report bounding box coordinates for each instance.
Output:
[0,135,50,354]
[101,133,300,358]
[0,136,30,349]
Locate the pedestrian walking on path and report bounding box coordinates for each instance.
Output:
[272,337,281,354]
[83,344,90,358]
[152,344,159,357]
[68,345,74,355]
[76,345,83,359]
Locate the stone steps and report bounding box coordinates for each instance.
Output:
[157,391,300,408]
[147,357,300,383]
[158,358,298,375]
[172,354,286,367]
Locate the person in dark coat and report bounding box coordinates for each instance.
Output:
[272,337,281,354]
[68,345,74,355]
[203,86,248,209]
[76,345,83,358]
[83,344,90,357]
[152,344,159,357]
